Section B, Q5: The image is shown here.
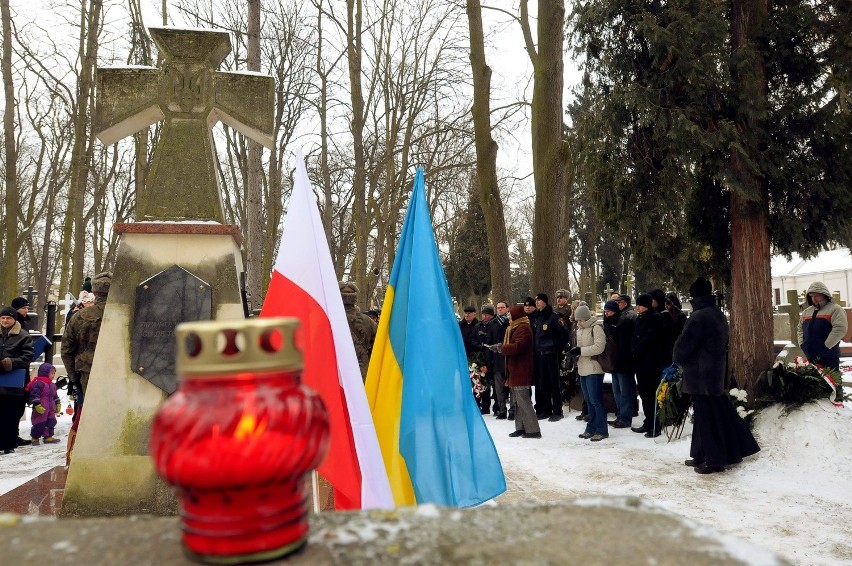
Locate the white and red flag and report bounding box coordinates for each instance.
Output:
[260,150,393,510]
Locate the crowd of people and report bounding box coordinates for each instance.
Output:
[2,271,844,479]
[0,272,111,461]
[460,278,769,474]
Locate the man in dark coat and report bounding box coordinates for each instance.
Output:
[532,293,568,421]
[674,277,759,474]
[631,293,666,437]
[604,300,636,428]
[0,306,34,454]
[484,303,510,418]
[11,297,36,332]
[459,305,480,362]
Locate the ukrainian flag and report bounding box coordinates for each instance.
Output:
[365,168,506,507]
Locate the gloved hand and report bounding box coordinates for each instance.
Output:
[34,404,46,415]
[56,402,62,415]
[569,346,581,356]
[1,357,11,371]
[484,343,502,353]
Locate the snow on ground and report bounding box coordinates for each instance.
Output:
[487,399,852,566]
[0,388,73,494]
[1,386,850,566]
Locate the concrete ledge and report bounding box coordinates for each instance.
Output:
[1,497,790,565]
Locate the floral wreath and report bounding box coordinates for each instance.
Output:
[469,363,487,399]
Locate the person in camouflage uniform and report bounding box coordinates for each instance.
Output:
[340,281,377,381]
[61,271,111,402]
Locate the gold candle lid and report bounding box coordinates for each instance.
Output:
[175,318,302,377]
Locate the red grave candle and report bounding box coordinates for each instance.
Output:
[150,318,329,564]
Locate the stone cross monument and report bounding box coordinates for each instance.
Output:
[96,27,273,221]
[61,27,275,517]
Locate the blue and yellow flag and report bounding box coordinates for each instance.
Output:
[365,168,506,507]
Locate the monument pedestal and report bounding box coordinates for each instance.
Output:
[61,223,245,517]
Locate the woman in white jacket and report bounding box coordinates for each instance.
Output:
[569,305,608,441]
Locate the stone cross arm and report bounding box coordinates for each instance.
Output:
[95,69,274,149]
[93,27,276,222]
[96,66,163,146]
[209,71,274,148]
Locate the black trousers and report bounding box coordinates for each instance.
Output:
[0,391,26,451]
[691,394,760,467]
[534,352,562,417]
[636,369,661,431]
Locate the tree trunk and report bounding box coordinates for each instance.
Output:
[523,0,567,295]
[317,1,333,244]
[728,0,773,397]
[60,0,101,299]
[243,0,263,311]
[347,0,367,303]
[466,0,512,304]
[1,0,19,301]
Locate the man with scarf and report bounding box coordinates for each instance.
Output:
[486,304,539,438]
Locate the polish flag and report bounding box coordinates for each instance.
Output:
[260,150,393,510]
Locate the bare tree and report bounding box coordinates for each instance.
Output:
[465,0,511,303]
[1,0,19,300]
[519,0,569,294]
[59,0,103,300]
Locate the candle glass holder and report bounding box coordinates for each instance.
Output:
[150,318,329,564]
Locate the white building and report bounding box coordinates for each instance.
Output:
[771,247,852,306]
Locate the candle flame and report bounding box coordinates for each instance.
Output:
[234,412,267,440]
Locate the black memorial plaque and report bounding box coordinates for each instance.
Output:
[132,265,212,394]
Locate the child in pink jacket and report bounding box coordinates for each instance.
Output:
[26,363,61,445]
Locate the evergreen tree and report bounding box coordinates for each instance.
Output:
[445,183,491,307]
[569,0,852,396]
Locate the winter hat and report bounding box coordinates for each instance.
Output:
[603,300,620,313]
[689,277,712,298]
[665,292,682,310]
[79,291,95,304]
[618,294,632,306]
[806,281,831,302]
[481,304,496,316]
[650,289,666,308]
[11,297,29,309]
[523,296,536,307]
[339,281,358,305]
[82,276,92,292]
[37,363,55,377]
[555,289,569,298]
[91,271,112,295]
[574,305,592,321]
[509,305,527,320]
[0,306,17,318]
[535,293,549,304]
[636,293,653,309]
[463,305,476,313]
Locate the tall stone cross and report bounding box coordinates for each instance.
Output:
[95,27,274,222]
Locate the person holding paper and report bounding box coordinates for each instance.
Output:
[0,306,34,454]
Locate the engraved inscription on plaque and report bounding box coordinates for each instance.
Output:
[132,265,212,394]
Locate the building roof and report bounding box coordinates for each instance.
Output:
[771,248,852,277]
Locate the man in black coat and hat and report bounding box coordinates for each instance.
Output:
[674,277,759,474]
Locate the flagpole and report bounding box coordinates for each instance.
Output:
[311,470,320,513]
